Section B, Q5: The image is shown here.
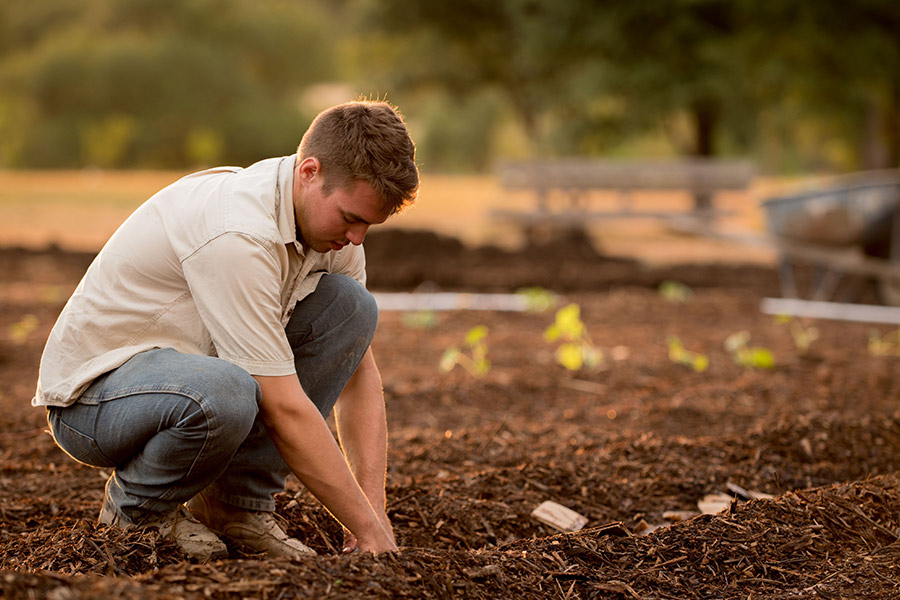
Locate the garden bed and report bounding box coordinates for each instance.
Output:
[2,231,899,599]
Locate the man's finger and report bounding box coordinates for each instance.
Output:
[342,531,359,554]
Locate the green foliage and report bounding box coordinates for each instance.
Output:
[544,304,602,371]
[416,90,503,172]
[774,314,819,356]
[867,327,900,357]
[81,115,138,168]
[0,0,332,168]
[658,280,694,303]
[724,331,775,369]
[402,310,438,330]
[2,0,899,170]
[515,287,557,312]
[667,336,709,372]
[8,314,39,345]
[439,325,490,377]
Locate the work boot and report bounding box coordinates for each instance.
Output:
[188,491,316,559]
[99,499,228,562]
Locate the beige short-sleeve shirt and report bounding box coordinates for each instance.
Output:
[34,155,366,407]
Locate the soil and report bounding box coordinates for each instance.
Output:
[2,229,900,599]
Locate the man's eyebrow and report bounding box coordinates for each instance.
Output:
[344,210,372,225]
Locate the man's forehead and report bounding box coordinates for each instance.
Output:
[337,181,390,224]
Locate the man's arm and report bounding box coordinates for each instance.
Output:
[253,373,396,553]
[333,347,393,551]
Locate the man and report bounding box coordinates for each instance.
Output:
[33,100,418,561]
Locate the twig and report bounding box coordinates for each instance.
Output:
[561,379,607,395]
[84,537,122,576]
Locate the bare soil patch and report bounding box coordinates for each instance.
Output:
[2,230,899,599]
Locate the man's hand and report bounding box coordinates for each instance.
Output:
[254,374,397,553]
[334,348,395,554]
[343,511,395,553]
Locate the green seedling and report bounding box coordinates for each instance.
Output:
[667,336,709,372]
[440,325,491,377]
[867,327,900,357]
[774,314,819,355]
[544,303,603,371]
[515,287,557,312]
[658,280,693,303]
[8,314,39,345]
[724,331,775,369]
[402,310,438,329]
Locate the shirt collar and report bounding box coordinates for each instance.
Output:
[274,154,302,252]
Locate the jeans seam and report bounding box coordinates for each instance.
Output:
[80,384,208,405]
[154,392,214,504]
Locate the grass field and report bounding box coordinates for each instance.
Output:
[0,169,788,265]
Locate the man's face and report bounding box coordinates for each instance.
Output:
[293,158,389,253]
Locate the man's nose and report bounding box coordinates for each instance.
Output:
[346,223,369,245]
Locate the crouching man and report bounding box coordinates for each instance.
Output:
[33,100,418,561]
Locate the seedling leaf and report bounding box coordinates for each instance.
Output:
[658,280,693,303]
[557,344,584,371]
[544,303,603,371]
[439,348,461,373]
[516,287,557,312]
[465,325,488,346]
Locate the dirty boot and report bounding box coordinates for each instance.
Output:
[188,492,316,559]
[99,499,228,562]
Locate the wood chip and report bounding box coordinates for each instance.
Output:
[662,510,700,522]
[531,501,588,532]
[698,493,734,515]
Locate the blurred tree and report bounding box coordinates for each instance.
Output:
[3,0,897,171]
[414,90,502,172]
[355,0,763,168]
[356,0,605,157]
[743,1,900,170]
[590,0,752,160]
[0,0,336,168]
[355,0,899,172]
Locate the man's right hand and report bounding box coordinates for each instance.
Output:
[253,374,397,554]
[343,512,396,553]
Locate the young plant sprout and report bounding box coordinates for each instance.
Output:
[667,336,709,372]
[544,303,603,371]
[658,280,693,303]
[439,325,491,377]
[774,314,819,355]
[515,287,557,312]
[867,327,900,357]
[402,310,438,329]
[8,314,39,345]
[724,331,775,369]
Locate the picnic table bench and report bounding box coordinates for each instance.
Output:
[491,158,756,240]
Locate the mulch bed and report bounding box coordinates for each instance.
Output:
[2,231,899,598]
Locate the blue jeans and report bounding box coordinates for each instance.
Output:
[46,274,377,526]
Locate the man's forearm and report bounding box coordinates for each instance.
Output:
[334,348,389,511]
[254,373,395,551]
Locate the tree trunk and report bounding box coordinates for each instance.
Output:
[887,81,900,168]
[862,94,890,170]
[691,99,719,211]
[693,100,718,158]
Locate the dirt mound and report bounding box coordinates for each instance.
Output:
[364,228,782,294]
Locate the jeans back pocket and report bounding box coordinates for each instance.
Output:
[47,408,116,468]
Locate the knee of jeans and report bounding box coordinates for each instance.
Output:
[199,362,260,438]
[332,274,378,332]
[317,274,378,333]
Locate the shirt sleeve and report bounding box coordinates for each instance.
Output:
[337,244,367,288]
[182,232,296,376]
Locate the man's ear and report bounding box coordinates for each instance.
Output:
[296,157,320,183]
